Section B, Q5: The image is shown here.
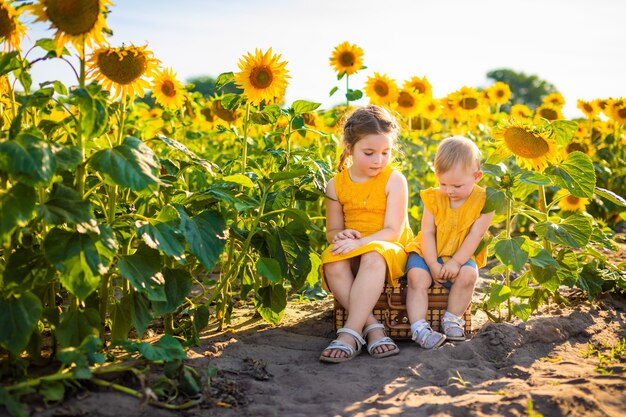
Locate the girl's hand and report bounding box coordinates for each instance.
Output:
[430,263,445,285]
[332,229,361,243]
[439,259,461,281]
[331,238,363,255]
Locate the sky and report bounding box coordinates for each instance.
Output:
[21,0,626,118]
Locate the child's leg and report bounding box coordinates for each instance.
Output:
[442,265,478,341]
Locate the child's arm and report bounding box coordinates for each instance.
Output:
[329,171,408,255]
[420,207,443,282]
[325,178,362,244]
[439,211,495,280]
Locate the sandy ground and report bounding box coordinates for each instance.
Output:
[25,287,626,417]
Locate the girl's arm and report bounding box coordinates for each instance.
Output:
[420,207,443,281]
[325,178,347,244]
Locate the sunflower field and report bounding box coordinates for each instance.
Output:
[1,0,626,413]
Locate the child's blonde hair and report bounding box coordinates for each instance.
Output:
[434,135,482,174]
[337,105,399,171]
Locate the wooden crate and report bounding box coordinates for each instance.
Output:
[334,283,471,340]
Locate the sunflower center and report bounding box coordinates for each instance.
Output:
[0,6,16,38]
[398,92,415,108]
[200,107,213,122]
[582,102,593,113]
[496,90,505,98]
[539,107,558,120]
[618,107,626,119]
[566,195,580,205]
[339,52,355,67]
[412,82,426,94]
[459,97,478,110]
[503,127,550,158]
[97,49,147,84]
[160,80,177,97]
[410,117,431,130]
[212,99,236,122]
[45,0,100,36]
[566,142,586,154]
[374,81,389,97]
[249,66,273,89]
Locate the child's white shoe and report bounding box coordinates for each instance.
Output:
[441,312,466,341]
[412,325,446,349]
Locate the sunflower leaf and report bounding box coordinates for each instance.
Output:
[215,72,234,90]
[535,213,592,248]
[594,187,626,208]
[329,86,339,97]
[291,100,321,115]
[550,120,577,146]
[346,89,363,101]
[545,151,595,198]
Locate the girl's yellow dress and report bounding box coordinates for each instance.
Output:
[404,183,488,267]
[321,165,413,289]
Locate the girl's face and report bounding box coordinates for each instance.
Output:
[436,164,482,204]
[348,133,393,181]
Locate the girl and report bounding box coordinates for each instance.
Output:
[320,105,413,363]
[405,136,494,349]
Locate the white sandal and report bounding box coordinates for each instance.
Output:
[441,314,466,341]
[362,323,400,359]
[412,325,446,349]
[319,328,366,363]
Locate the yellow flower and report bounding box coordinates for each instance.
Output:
[234,48,289,106]
[535,104,562,122]
[455,86,481,112]
[554,189,589,212]
[608,98,626,125]
[0,0,27,52]
[29,0,112,57]
[564,139,595,157]
[87,45,160,101]
[0,74,10,96]
[151,68,186,111]
[211,94,239,123]
[487,82,511,105]
[510,104,532,120]
[542,92,565,108]
[329,41,364,76]
[576,99,599,119]
[364,72,398,105]
[403,76,432,97]
[395,89,419,118]
[410,116,431,131]
[419,96,442,120]
[492,119,559,171]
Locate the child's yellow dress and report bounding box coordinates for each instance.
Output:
[404,183,487,267]
[321,165,413,289]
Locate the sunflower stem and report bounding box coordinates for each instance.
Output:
[345,74,350,109]
[241,103,251,175]
[76,49,87,197]
[537,185,552,253]
[505,195,513,321]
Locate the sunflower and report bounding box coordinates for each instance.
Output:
[0,0,27,52]
[554,189,589,212]
[211,94,239,123]
[564,139,595,158]
[608,98,626,125]
[535,104,562,122]
[87,44,160,101]
[329,41,364,77]
[487,82,511,105]
[151,68,185,111]
[364,72,398,105]
[542,92,565,108]
[576,99,598,119]
[29,0,112,57]
[419,96,442,120]
[492,119,559,171]
[394,89,418,118]
[510,104,532,120]
[410,116,431,130]
[455,86,481,111]
[403,76,432,96]
[234,48,289,106]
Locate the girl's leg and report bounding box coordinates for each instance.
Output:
[406,267,432,323]
[446,265,478,316]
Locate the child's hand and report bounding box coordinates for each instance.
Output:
[332,229,361,242]
[439,259,461,281]
[429,263,445,285]
[331,238,363,255]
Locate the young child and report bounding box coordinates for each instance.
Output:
[319,105,413,363]
[405,135,494,349]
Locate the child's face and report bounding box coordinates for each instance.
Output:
[348,133,393,180]
[436,164,482,203]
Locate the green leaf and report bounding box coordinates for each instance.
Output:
[152,268,193,315]
[118,246,166,302]
[483,187,506,213]
[0,182,36,246]
[292,100,321,115]
[485,145,511,165]
[40,380,66,402]
[530,263,560,292]
[71,84,109,139]
[0,131,56,186]
[131,291,152,338]
[221,93,242,110]
[222,174,254,188]
[56,308,100,348]
[0,51,21,75]
[255,284,287,325]
[268,168,309,183]
[345,89,363,101]
[89,136,160,191]
[329,86,339,97]
[511,273,535,298]
[517,171,553,186]
[494,237,528,272]
[529,249,560,269]
[35,38,70,57]
[550,120,577,146]
[511,303,532,321]
[176,207,227,272]
[51,143,82,171]
[257,257,283,283]
[546,151,595,198]
[0,386,29,417]
[306,252,322,287]
[594,187,626,208]
[556,249,579,287]
[535,214,592,248]
[0,292,42,356]
[156,134,217,175]
[193,305,210,335]
[110,296,133,342]
[37,183,97,230]
[56,335,104,373]
[215,72,234,90]
[3,248,51,294]
[486,284,511,309]
[137,334,187,361]
[136,212,186,263]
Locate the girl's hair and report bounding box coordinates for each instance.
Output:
[337,105,399,171]
[434,135,482,174]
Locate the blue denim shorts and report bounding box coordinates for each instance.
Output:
[405,253,477,289]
